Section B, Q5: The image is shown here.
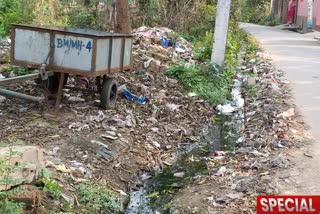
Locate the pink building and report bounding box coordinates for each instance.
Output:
[312,0,320,31]
[294,0,320,32]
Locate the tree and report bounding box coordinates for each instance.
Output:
[115,0,131,34]
[270,0,288,23]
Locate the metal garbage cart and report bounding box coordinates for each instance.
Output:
[0,24,133,113]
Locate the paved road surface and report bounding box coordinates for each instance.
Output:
[241,23,320,194]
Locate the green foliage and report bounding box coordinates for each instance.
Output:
[69,12,96,29]
[167,63,234,106]
[225,23,244,67]
[2,65,34,77]
[239,0,271,23]
[39,169,61,200]
[194,31,213,61]
[0,200,23,214]
[0,137,26,214]
[242,34,259,60]
[0,0,34,38]
[76,183,120,213]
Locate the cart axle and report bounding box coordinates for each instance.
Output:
[0,88,44,103]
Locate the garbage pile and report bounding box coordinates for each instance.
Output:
[131,26,194,73]
[0,38,10,64]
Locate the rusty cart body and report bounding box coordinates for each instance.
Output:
[0,24,133,112]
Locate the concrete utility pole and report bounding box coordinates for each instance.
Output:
[211,0,232,66]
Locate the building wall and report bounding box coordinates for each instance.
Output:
[313,0,320,31]
[313,0,318,18]
[297,0,308,16]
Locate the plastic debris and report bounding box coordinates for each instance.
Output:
[68,96,85,102]
[217,103,236,114]
[173,172,185,178]
[101,135,118,140]
[96,148,113,158]
[215,166,226,176]
[165,103,181,112]
[122,88,150,104]
[214,151,226,156]
[188,92,197,97]
[277,108,295,119]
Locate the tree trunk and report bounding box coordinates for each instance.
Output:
[115,0,131,34]
[281,0,289,23]
[271,0,278,18]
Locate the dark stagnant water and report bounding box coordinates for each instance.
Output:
[125,113,242,213]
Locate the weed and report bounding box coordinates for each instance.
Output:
[75,182,120,214]
[0,137,26,214]
[38,169,61,200]
[194,31,214,61]
[243,34,259,60]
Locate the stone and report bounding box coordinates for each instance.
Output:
[9,185,42,206]
[0,146,44,191]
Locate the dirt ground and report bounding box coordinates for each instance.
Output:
[0,66,212,205]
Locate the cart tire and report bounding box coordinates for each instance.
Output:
[100,78,118,109]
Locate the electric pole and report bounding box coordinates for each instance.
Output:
[211,0,232,66]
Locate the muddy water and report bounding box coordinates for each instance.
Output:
[125,113,242,214]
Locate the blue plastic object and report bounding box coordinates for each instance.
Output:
[161,38,170,47]
[122,88,150,104]
[307,19,313,29]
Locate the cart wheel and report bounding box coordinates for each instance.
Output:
[100,78,118,109]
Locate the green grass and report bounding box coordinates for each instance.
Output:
[167,63,234,106]
[76,183,120,213]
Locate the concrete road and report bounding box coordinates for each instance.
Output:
[241,23,320,194]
